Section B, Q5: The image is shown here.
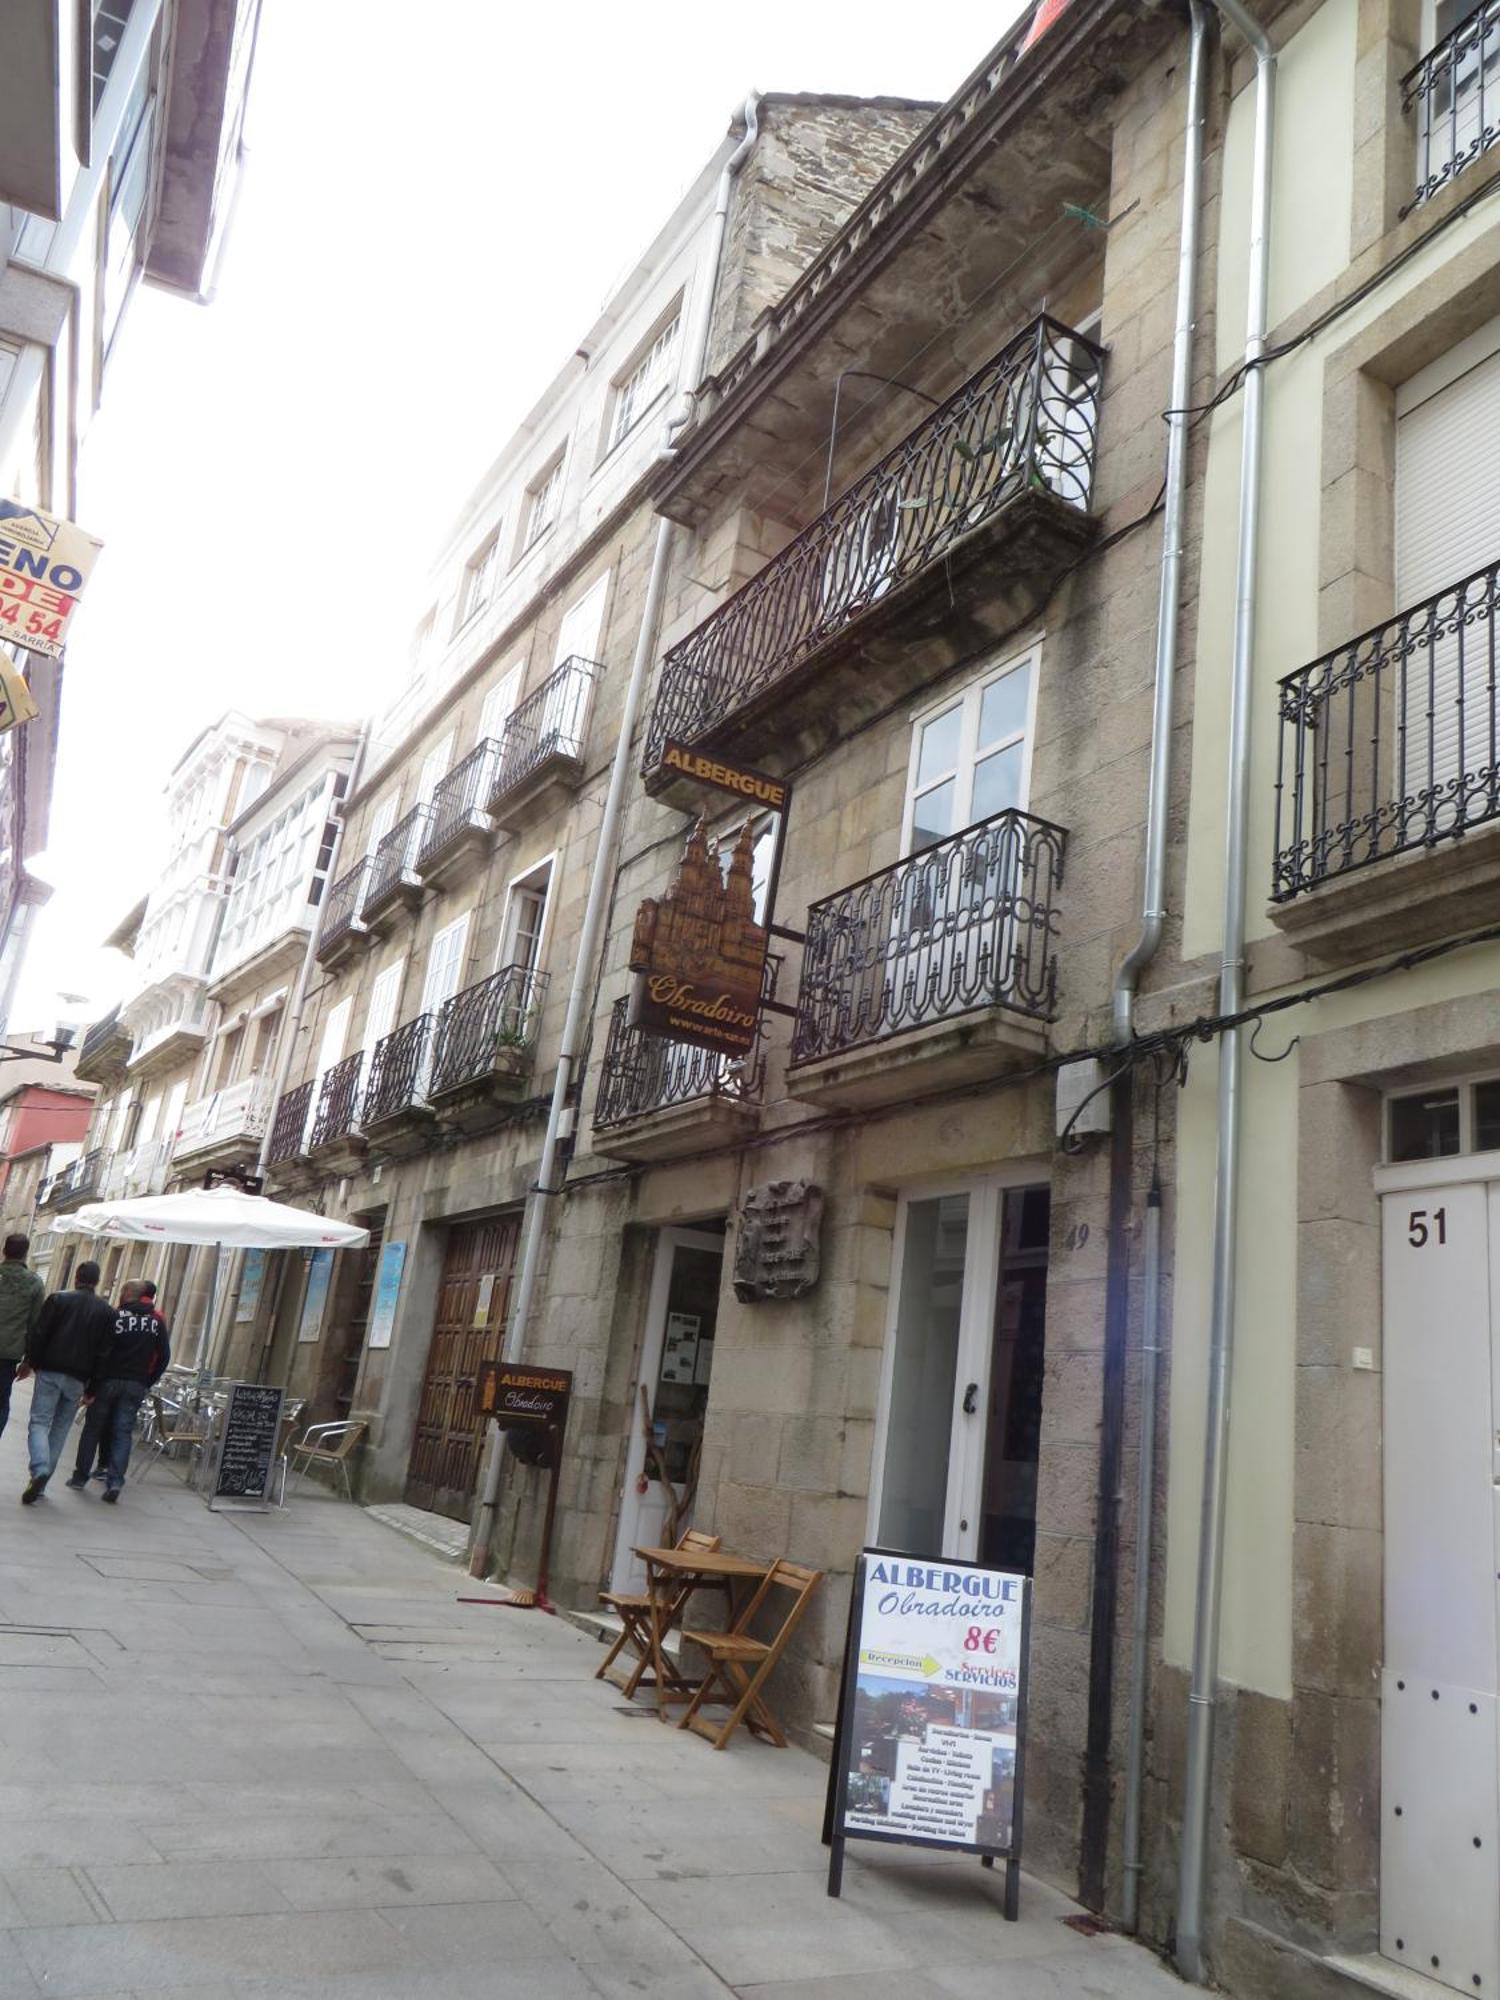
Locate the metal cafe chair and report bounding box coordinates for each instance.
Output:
[288,1418,367,1500]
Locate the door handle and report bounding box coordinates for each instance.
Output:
[962,1382,979,1415]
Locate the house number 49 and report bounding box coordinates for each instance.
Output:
[1408,1208,1448,1249]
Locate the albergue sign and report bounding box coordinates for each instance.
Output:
[660,739,788,811]
[826,1550,1032,1915]
[476,1362,572,1431]
[0,501,102,660]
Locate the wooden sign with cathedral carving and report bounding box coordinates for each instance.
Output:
[628,818,769,1058]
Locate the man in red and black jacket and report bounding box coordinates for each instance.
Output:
[67,1281,170,1503]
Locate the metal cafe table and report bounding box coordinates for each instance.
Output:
[634,1544,772,1720]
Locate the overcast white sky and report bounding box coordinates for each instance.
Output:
[15,0,1011,1033]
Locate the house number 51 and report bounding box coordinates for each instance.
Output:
[1408,1208,1448,1248]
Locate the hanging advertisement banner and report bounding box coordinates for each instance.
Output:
[367,1241,406,1349]
[0,656,39,734]
[0,500,103,659]
[628,818,769,1058]
[825,1549,1031,1916]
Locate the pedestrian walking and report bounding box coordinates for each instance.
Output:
[84,1280,170,1480]
[0,1234,43,1444]
[22,1261,114,1505]
[68,1281,170,1500]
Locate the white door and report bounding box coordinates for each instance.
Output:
[1379,1176,1500,1995]
[610,1227,724,1593]
[418,732,454,805]
[869,1179,1050,1571]
[365,958,404,1061]
[421,913,469,1018]
[1395,328,1500,834]
[303,996,352,1147]
[480,662,523,745]
[554,571,609,669]
[366,791,399,858]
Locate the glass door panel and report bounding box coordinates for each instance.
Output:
[875,1192,970,1554]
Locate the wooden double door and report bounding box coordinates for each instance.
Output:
[405,1213,520,1520]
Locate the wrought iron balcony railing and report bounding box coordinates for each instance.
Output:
[645,315,1103,772]
[362,1014,434,1125]
[491,657,597,807]
[430,965,548,1095]
[790,808,1067,1066]
[420,740,500,864]
[267,1080,314,1164]
[51,1149,106,1209]
[309,1052,364,1150]
[366,806,431,909]
[318,859,369,955]
[1273,561,1500,899]
[1403,0,1500,210]
[595,996,767,1130]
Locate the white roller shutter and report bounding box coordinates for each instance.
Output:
[1395,326,1500,825]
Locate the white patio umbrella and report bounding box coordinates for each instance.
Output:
[47,1187,369,1370]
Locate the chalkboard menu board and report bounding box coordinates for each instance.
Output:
[206,1382,286,1510]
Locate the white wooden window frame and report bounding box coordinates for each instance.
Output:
[479,661,524,746]
[364,956,405,1060]
[521,453,565,554]
[1385,1069,1500,1163]
[420,911,471,1018]
[366,791,400,859]
[497,854,555,974]
[900,642,1041,857]
[457,534,500,629]
[607,306,682,454]
[417,732,454,805]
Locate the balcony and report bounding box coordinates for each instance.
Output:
[173,1076,274,1170]
[308,1052,366,1172]
[429,966,548,1133]
[787,808,1066,1110]
[1271,562,1500,963]
[592,995,767,1163]
[42,1150,107,1214]
[1404,1,1500,211]
[317,859,371,965]
[363,807,432,934]
[488,657,597,831]
[643,317,1103,807]
[418,741,500,887]
[121,1138,172,1199]
[264,1080,315,1185]
[361,1014,437,1156]
[73,1008,132,1086]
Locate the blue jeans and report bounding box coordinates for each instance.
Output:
[28,1370,86,1481]
[78,1379,147,1491]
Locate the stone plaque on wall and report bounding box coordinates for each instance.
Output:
[733,1180,824,1302]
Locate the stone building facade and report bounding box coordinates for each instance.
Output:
[72,5,1500,1997]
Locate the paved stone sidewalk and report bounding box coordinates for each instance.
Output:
[0,1406,1185,1998]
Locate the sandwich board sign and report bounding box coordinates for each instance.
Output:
[824,1549,1032,1916]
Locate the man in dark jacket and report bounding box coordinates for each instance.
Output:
[23,1261,114,1504]
[68,1281,170,1500]
[0,1234,43,1443]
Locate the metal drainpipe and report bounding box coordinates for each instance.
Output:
[1113,0,1210,1936]
[1175,1,1275,1982]
[468,96,762,1582]
[1112,0,1209,1046]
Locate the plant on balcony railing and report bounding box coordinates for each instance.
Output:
[318,859,369,953]
[362,1014,434,1125]
[1403,0,1500,210]
[420,740,500,864]
[366,806,431,909]
[644,315,1103,771]
[594,965,776,1130]
[490,657,597,805]
[1273,560,1500,899]
[430,965,548,1095]
[267,1081,314,1164]
[309,1052,364,1150]
[791,808,1067,1065]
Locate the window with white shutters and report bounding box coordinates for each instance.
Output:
[365,959,404,1058]
[1394,322,1500,828]
[421,914,470,1018]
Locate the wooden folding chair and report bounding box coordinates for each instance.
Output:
[595,1527,720,1697]
[678,1559,822,1750]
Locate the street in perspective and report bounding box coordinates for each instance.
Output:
[1,0,1498,1995]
